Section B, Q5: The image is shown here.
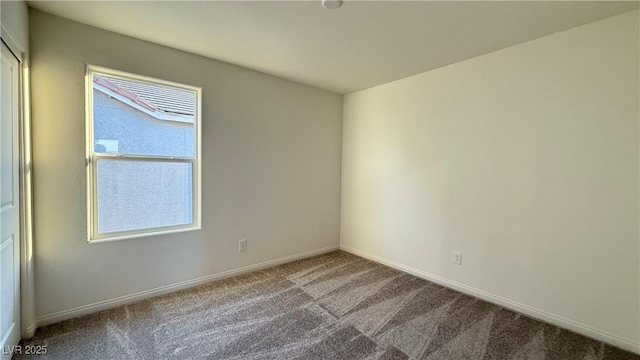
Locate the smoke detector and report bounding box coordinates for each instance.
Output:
[322,0,343,9]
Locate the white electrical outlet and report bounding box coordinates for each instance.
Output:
[452,251,462,265]
[239,239,247,252]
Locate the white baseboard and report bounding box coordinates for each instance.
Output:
[339,245,640,355]
[22,321,36,339]
[36,245,339,328]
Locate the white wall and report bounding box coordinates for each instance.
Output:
[341,10,639,351]
[29,10,342,321]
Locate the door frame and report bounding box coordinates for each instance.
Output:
[1,22,36,340]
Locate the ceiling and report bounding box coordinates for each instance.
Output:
[28,1,639,94]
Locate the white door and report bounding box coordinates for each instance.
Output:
[0,41,21,359]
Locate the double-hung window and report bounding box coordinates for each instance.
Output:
[86,65,201,242]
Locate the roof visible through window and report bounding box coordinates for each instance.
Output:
[93,75,196,120]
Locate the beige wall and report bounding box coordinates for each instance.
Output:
[341,10,639,351]
[1,0,29,52]
[29,10,342,320]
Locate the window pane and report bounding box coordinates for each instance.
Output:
[92,74,195,157]
[96,160,193,234]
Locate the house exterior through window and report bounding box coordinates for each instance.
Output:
[86,66,201,242]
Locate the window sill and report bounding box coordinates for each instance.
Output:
[88,224,201,244]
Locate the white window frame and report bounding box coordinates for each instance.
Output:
[85,65,202,243]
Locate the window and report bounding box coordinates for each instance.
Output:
[86,65,201,242]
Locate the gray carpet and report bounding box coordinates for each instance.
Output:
[15,251,639,359]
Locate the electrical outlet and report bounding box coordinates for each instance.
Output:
[452,251,462,265]
[239,239,247,252]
